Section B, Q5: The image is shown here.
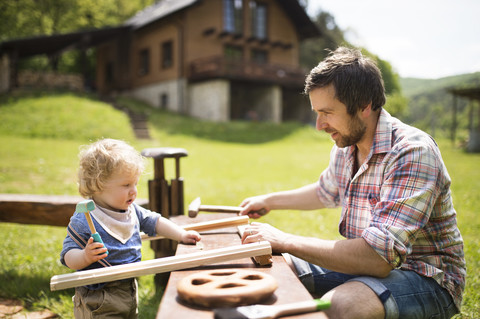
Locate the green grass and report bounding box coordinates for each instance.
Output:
[0,91,478,317]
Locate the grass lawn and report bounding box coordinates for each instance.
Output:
[0,91,478,318]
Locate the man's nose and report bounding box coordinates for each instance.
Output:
[316,115,328,131]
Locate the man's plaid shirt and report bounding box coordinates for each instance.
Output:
[316,109,466,310]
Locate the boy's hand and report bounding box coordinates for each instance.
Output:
[84,237,108,263]
[180,230,201,244]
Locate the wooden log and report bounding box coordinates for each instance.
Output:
[0,194,148,227]
[50,241,272,291]
[237,225,273,266]
[141,216,249,241]
[0,194,82,227]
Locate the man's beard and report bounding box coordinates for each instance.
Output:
[331,115,367,148]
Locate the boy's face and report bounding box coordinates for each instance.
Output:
[93,169,140,212]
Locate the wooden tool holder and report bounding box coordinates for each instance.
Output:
[141,147,188,286]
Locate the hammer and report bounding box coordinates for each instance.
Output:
[188,197,266,218]
[76,199,108,255]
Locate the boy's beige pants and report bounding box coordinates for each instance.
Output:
[73,279,138,319]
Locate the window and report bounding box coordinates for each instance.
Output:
[138,49,150,76]
[223,0,243,34]
[251,49,268,64]
[250,1,267,40]
[225,45,243,60]
[161,41,173,69]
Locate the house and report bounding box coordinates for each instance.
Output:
[0,0,321,123]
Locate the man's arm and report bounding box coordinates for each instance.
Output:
[239,182,326,218]
[243,223,393,278]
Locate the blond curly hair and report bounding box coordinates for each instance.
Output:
[78,139,145,198]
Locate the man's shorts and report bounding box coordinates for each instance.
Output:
[289,255,458,319]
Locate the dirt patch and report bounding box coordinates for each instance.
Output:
[0,299,57,319]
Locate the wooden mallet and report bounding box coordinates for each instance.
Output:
[76,199,108,255]
[188,197,266,218]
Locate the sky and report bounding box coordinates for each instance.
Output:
[306,0,480,79]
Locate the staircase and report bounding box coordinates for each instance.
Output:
[102,96,152,140]
[128,111,151,140]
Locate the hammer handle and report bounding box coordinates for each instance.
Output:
[84,212,97,234]
[199,205,241,213]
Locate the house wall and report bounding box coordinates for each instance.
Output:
[188,79,230,121]
[95,0,308,123]
[126,78,186,113]
[183,1,223,65]
[130,22,181,88]
[182,0,300,68]
[0,54,9,93]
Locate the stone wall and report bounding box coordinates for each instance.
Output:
[17,70,84,91]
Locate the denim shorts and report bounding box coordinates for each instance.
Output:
[289,255,458,319]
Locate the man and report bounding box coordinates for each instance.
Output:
[240,47,465,319]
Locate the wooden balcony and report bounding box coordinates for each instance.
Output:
[188,56,306,88]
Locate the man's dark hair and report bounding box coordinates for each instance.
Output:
[304,47,386,115]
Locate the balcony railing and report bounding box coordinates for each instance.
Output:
[188,56,306,88]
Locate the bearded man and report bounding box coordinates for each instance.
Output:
[240,47,465,319]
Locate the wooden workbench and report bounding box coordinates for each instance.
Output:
[156,213,319,319]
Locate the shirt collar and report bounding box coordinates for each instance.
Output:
[371,108,393,155]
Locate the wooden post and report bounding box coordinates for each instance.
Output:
[451,94,457,145]
[141,147,188,287]
[50,241,272,291]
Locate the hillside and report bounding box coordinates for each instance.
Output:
[398,72,480,140]
[400,72,480,98]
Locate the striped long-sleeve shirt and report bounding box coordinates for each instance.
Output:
[316,109,466,310]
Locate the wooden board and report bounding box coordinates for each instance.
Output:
[142,216,249,241]
[156,214,321,319]
[50,241,271,291]
[177,269,278,307]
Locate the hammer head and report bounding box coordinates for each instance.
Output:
[76,199,95,213]
[188,197,201,217]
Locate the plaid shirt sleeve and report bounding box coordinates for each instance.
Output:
[361,142,443,268]
[316,146,342,208]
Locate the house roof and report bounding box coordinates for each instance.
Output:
[125,0,198,29]
[0,26,129,58]
[448,87,480,101]
[0,0,319,59]
[126,0,320,39]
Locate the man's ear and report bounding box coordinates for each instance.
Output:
[360,103,372,118]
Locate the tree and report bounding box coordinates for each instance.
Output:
[300,8,407,117]
[0,0,154,42]
[0,0,154,73]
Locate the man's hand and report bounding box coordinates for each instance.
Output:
[241,222,291,252]
[239,196,270,219]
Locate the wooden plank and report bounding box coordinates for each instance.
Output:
[237,225,273,266]
[141,216,249,241]
[156,217,320,319]
[0,194,148,227]
[50,241,271,291]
